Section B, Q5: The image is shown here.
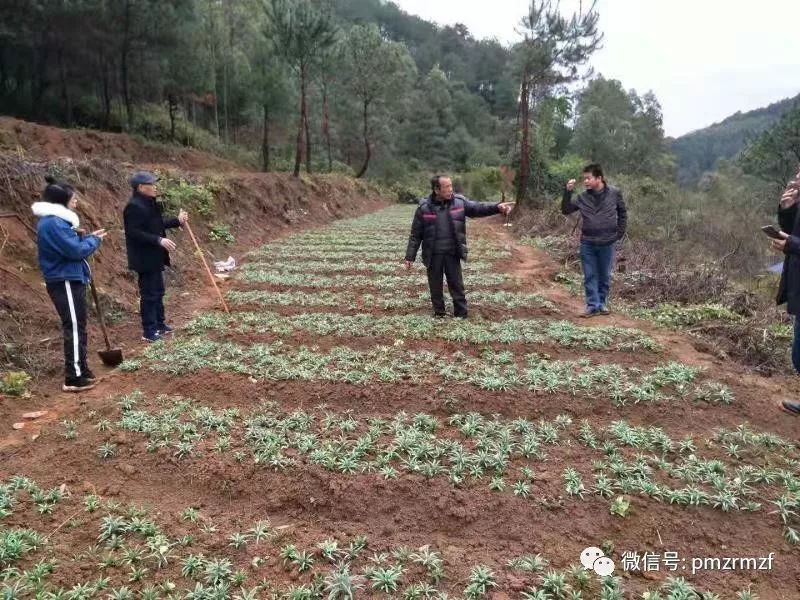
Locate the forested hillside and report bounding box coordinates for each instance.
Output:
[0,0,517,183]
[670,94,800,186]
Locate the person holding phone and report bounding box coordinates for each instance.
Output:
[32,176,107,392]
[123,171,188,342]
[562,163,627,317]
[773,166,800,415]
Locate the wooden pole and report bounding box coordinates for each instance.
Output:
[184,222,230,314]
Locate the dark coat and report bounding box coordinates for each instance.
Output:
[123,192,180,273]
[405,194,500,267]
[562,184,627,245]
[776,201,800,314]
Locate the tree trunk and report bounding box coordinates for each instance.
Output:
[121,1,133,131]
[168,93,178,141]
[31,37,49,120]
[304,78,312,173]
[293,64,306,177]
[262,103,271,172]
[57,48,72,127]
[322,81,332,171]
[222,59,229,143]
[517,71,531,204]
[101,53,112,128]
[355,99,371,179]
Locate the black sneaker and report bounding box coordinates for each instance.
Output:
[158,324,174,335]
[63,377,96,393]
[781,400,800,416]
[433,313,447,319]
[142,331,162,343]
[82,368,97,382]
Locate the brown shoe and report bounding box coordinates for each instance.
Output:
[579,309,599,318]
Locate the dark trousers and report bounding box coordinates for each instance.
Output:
[46,280,88,380]
[427,253,467,317]
[137,270,166,336]
[793,316,800,373]
[580,240,615,311]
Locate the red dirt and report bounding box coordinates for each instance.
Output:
[1,122,800,598]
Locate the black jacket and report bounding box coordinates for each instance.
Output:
[123,192,180,273]
[777,201,800,314]
[562,184,627,244]
[405,194,500,267]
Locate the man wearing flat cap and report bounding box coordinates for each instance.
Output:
[123,171,188,342]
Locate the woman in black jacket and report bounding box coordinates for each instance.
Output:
[774,166,800,415]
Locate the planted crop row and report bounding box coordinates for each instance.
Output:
[185,311,658,352]
[240,260,496,275]
[237,271,512,289]
[77,393,799,545]
[139,338,731,404]
[226,289,558,311]
[2,472,761,599]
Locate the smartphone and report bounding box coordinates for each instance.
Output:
[761,225,783,239]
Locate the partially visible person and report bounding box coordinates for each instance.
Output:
[772,165,800,415]
[123,171,188,342]
[562,163,627,317]
[404,175,514,318]
[32,176,107,392]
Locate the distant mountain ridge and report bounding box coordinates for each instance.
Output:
[670,93,800,186]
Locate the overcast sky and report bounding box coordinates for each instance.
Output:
[393,0,800,137]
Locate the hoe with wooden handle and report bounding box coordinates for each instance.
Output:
[89,278,124,367]
[185,221,230,314]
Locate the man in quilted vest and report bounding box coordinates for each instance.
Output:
[404,175,514,318]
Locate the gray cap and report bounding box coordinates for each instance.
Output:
[129,171,158,188]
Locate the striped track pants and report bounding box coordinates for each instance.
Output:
[46,280,88,380]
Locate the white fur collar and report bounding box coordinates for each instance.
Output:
[32,202,80,228]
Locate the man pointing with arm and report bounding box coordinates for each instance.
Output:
[404,174,513,319]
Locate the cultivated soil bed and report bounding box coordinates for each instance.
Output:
[2,201,800,599]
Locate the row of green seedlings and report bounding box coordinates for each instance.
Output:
[579,420,800,545]
[225,290,557,312]
[0,474,774,600]
[240,261,497,275]
[244,248,512,262]
[247,237,505,254]
[246,239,504,254]
[236,271,512,289]
[141,338,734,405]
[0,475,567,600]
[78,393,798,542]
[0,476,451,600]
[184,311,658,352]
[506,554,762,600]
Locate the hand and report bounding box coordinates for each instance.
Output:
[159,237,177,251]
[771,231,789,253]
[178,209,189,225]
[566,179,576,192]
[781,189,799,209]
[403,260,412,270]
[91,229,108,240]
[498,202,515,215]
